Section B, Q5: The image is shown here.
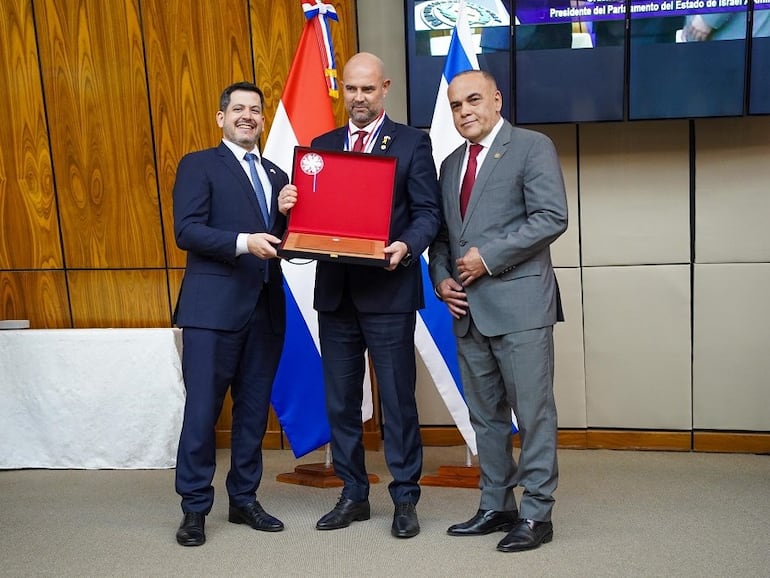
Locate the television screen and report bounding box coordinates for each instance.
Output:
[405,0,513,128]
[628,1,749,119]
[513,0,626,124]
[405,0,765,125]
[748,2,770,114]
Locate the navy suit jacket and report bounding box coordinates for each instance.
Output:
[173,141,288,332]
[310,116,441,314]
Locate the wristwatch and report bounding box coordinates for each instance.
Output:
[399,242,412,268]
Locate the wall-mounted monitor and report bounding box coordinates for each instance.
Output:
[513,0,626,124]
[628,2,749,119]
[404,0,766,125]
[748,3,770,115]
[405,0,513,128]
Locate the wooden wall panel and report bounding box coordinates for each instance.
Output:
[141,0,254,269]
[0,271,71,328]
[251,0,359,139]
[0,0,62,270]
[167,267,184,317]
[34,0,164,269]
[67,269,170,327]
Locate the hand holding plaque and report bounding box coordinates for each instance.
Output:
[278,146,397,267]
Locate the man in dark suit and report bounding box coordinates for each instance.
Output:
[172,81,293,546]
[280,52,441,539]
[429,70,568,552]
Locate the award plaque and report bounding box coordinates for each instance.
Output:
[278,146,397,267]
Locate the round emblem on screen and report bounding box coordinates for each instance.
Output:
[419,1,502,29]
[300,152,324,175]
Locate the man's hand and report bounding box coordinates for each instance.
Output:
[436,277,469,319]
[683,15,712,42]
[456,247,486,287]
[383,240,410,271]
[277,184,297,215]
[246,233,282,259]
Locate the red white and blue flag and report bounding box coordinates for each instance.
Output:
[266,1,373,458]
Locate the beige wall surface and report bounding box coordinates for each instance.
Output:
[693,263,770,430]
[357,2,770,435]
[695,117,770,264]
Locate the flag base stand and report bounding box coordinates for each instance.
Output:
[420,446,479,488]
[420,465,480,488]
[276,463,380,488]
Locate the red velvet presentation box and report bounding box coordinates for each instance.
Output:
[278,146,396,267]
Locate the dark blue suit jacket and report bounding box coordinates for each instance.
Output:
[173,141,288,332]
[310,116,441,313]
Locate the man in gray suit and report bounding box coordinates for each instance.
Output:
[429,70,567,552]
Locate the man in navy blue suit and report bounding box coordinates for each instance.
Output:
[281,52,441,539]
[172,81,293,547]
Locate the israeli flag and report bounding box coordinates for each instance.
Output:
[420,0,480,454]
[428,0,480,173]
[421,1,519,454]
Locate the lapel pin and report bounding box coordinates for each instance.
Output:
[494,153,501,159]
[381,135,391,150]
[269,168,276,174]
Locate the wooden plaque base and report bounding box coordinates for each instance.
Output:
[276,462,380,488]
[420,465,480,488]
[279,232,388,267]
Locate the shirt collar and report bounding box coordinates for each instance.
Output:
[468,117,504,151]
[222,138,260,162]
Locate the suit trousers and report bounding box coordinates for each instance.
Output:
[456,320,558,521]
[175,290,284,513]
[319,307,423,505]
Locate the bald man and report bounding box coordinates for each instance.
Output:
[429,70,567,552]
[282,53,441,539]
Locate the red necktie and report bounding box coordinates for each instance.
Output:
[459,143,482,219]
[351,130,368,152]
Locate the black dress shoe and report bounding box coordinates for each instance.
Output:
[391,502,420,538]
[447,508,518,536]
[316,496,371,530]
[228,501,284,532]
[176,512,205,546]
[497,519,554,552]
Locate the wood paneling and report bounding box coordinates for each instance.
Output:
[694,432,770,454]
[167,267,183,316]
[1,0,359,329]
[0,0,62,270]
[34,0,163,269]
[586,429,692,451]
[0,271,71,328]
[141,0,254,269]
[67,269,170,327]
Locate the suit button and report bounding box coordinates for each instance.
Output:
[459,240,467,247]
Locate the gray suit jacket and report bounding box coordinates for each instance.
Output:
[429,121,568,338]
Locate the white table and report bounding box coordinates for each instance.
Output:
[0,328,185,469]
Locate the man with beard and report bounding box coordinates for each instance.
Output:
[172,81,294,546]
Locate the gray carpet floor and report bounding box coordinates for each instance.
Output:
[2,446,768,577]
